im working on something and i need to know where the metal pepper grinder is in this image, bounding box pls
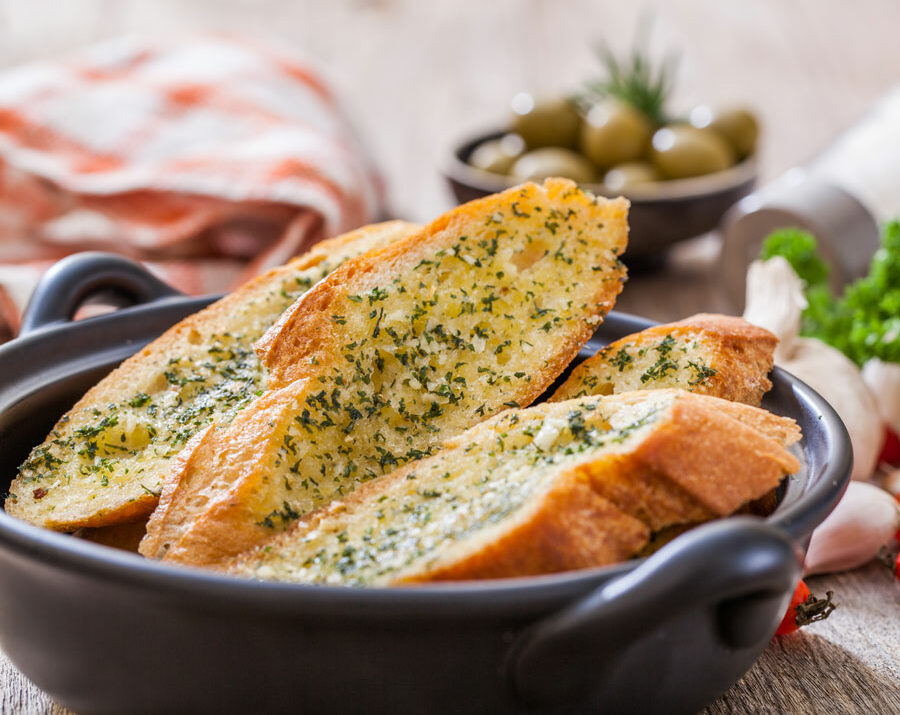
[719,87,900,309]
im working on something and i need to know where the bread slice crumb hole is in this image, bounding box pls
[510,239,551,272]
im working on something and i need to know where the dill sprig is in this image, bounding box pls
[577,17,679,125]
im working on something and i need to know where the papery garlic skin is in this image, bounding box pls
[742,257,805,363]
[862,357,900,434]
[744,257,883,480]
[804,481,900,576]
[782,338,882,481]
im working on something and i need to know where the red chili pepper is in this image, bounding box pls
[879,425,900,465]
[775,580,837,636]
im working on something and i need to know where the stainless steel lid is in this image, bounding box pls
[719,171,880,310]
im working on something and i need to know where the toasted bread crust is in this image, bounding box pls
[551,313,777,405]
[399,470,651,582]
[257,179,628,392]
[139,425,217,559]
[147,179,630,566]
[224,389,800,585]
[573,456,715,532]
[630,395,799,516]
[78,518,149,553]
[7,221,419,530]
[141,380,314,560]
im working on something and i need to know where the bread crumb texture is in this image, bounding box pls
[150,179,629,565]
[226,389,799,586]
[552,313,776,406]
[7,221,419,529]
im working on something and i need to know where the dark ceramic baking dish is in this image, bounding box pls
[0,254,851,715]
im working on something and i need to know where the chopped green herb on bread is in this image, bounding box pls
[141,178,630,565]
[224,389,800,586]
[6,221,420,530]
[551,313,776,405]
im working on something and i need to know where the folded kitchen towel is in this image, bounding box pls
[0,35,384,340]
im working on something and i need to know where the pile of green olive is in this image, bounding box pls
[468,93,758,192]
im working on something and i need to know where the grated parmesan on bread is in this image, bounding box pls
[223,389,800,586]
[6,221,420,530]
[551,313,777,405]
[140,179,630,565]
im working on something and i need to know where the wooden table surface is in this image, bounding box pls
[2,1,900,712]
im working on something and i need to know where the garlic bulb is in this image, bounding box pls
[804,481,900,576]
[744,258,883,480]
[862,357,900,434]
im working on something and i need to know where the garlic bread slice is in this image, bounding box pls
[224,389,800,586]
[552,313,776,405]
[7,221,419,530]
[143,179,629,564]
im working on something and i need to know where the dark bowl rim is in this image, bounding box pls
[0,304,849,615]
[443,127,758,203]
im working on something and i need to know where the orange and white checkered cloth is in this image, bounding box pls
[0,35,384,340]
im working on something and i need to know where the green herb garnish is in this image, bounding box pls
[760,222,900,365]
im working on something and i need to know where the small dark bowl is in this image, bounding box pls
[444,130,757,262]
[0,254,849,715]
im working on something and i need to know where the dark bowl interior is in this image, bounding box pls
[443,129,757,263]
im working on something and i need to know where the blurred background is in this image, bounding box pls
[1,0,897,222]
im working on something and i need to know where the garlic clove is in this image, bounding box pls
[862,357,900,435]
[782,338,883,481]
[803,481,900,576]
[742,257,807,363]
[743,256,884,479]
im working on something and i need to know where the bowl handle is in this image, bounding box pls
[19,252,183,335]
[505,517,800,708]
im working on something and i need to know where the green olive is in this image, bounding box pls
[510,148,597,183]
[690,105,759,158]
[510,95,581,149]
[468,134,526,175]
[603,162,661,191]
[649,125,735,179]
[579,99,653,169]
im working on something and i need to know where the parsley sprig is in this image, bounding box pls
[761,221,900,365]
